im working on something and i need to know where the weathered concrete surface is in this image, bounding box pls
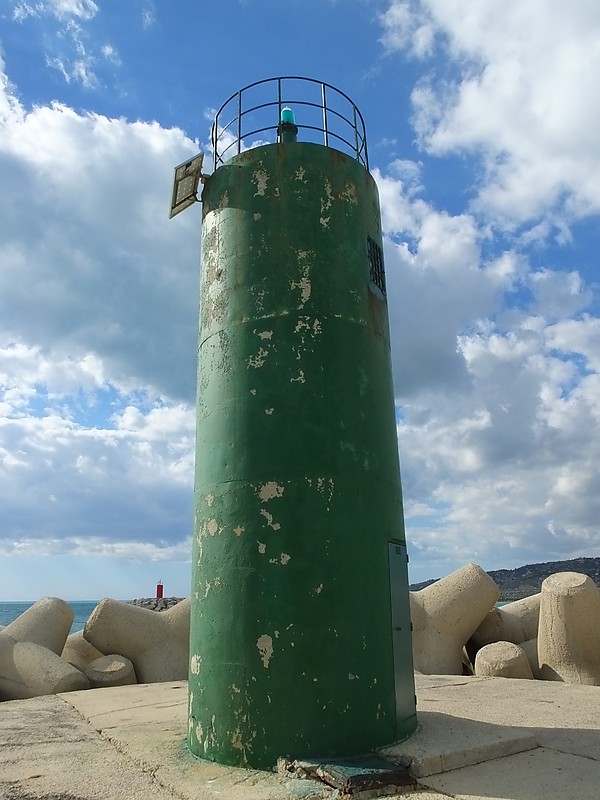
[65,679,187,729]
[471,593,541,647]
[422,748,600,800]
[61,628,104,670]
[3,596,73,654]
[474,640,533,679]
[84,653,137,688]
[410,563,500,674]
[1,675,599,800]
[0,632,90,700]
[381,710,537,777]
[0,693,184,799]
[385,673,600,798]
[83,597,190,683]
[64,682,337,800]
[537,571,600,684]
[412,673,600,762]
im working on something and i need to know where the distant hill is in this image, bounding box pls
[410,557,600,600]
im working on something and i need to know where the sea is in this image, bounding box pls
[0,600,99,634]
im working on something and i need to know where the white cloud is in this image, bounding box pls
[376,167,520,397]
[49,0,98,19]
[101,43,120,65]
[0,343,106,410]
[380,0,600,229]
[12,0,98,21]
[4,537,189,560]
[0,60,201,400]
[0,394,195,553]
[380,0,436,57]
[46,53,97,88]
[11,0,104,88]
[0,57,201,563]
[142,5,155,29]
[374,152,600,578]
[545,315,600,372]
[528,269,592,322]
[395,285,600,575]
[375,1,600,576]
[12,3,39,21]
[0,339,196,558]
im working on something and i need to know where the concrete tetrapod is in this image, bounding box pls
[471,593,541,647]
[0,631,90,700]
[83,654,137,688]
[83,598,190,683]
[537,571,600,685]
[520,638,543,679]
[410,563,500,674]
[61,629,104,671]
[3,596,74,655]
[474,641,533,679]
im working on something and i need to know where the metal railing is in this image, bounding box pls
[211,77,369,171]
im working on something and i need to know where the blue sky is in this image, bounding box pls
[1,0,600,600]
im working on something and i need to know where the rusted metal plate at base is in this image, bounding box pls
[283,755,416,794]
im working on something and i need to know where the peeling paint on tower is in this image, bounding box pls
[256,634,274,668]
[189,79,416,773]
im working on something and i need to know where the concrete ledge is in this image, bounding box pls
[413,672,600,764]
[380,710,537,777]
[421,747,600,800]
[64,680,187,730]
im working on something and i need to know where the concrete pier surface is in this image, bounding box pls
[1,674,599,800]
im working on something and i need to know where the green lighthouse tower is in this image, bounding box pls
[174,77,416,771]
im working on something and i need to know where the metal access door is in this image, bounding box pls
[388,541,417,730]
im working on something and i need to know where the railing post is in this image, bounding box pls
[237,90,242,156]
[321,83,329,148]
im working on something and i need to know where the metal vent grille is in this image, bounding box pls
[367,236,386,296]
